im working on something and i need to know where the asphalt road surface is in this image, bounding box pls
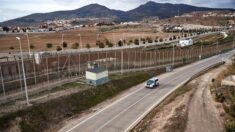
[61,50,235,132]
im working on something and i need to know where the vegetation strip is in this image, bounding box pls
[0,71,157,132]
[211,56,235,132]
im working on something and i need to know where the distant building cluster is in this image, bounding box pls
[178,11,235,18]
[0,17,121,34]
[163,23,228,32]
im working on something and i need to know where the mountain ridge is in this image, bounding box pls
[1,1,235,26]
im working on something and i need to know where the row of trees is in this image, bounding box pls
[45,42,91,51]
[95,34,188,48]
[8,33,193,51]
[9,44,35,51]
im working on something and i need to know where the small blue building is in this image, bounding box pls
[86,67,109,86]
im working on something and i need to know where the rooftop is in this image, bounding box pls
[87,67,107,73]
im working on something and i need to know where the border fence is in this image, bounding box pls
[0,41,234,101]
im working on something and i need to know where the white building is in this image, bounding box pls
[178,39,193,47]
[86,67,109,86]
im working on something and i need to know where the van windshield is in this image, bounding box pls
[147,80,154,85]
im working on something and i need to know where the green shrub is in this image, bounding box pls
[46,43,53,48]
[56,46,62,51]
[225,121,235,132]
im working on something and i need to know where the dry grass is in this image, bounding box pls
[0,27,179,52]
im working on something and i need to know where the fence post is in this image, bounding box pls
[46,57,49,83]
[0,66,5,97]
[114,50,116,70]
[128,51,130,71]
[57,53,60,80]
[121,50,123,75]
[32,58,37,84]
[79,53,81,76]
[134,51,137,69]
[15,57,23,92]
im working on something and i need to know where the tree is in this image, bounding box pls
[46,43,53,48]
[118,40,123,47]
[3,26,10,32]
[97,41,105,48]
[129,39,133,44]
[146,37,153,43]
[107,42,113,47]
[72,43,79,49]
[56,46,62,51]
[123,40,126,44]
[86,44,91,49]
[9,46,15,50]
[141,38,146,42]
[105,39,113,47]
[134,39,139,45]
[30,44,35,49]
[63,42,68,48]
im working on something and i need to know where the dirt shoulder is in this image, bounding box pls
[133,65,226,132]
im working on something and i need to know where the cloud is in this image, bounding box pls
[0,0,234,22]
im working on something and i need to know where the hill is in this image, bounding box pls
[1,1,234,26]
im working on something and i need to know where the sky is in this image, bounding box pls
[1,0,235,22]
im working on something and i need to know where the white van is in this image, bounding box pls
[145,77,159,88]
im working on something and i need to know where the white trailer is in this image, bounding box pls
[178,39,193,47]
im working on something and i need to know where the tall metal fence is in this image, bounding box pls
[0,41,234,101]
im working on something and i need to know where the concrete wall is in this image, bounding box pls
[86,71,108,80]
[86,77,109,86]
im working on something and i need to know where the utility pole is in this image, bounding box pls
[25,33,31,55]
[78,34,82,49]
[16,37,30,106]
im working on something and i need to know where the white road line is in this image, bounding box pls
[124,79,189,132]
[65,75,170,132]
[124,58,232,131]
[95,76,180,132]
[64,50,235,132]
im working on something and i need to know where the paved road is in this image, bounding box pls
[61,50,235,132]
